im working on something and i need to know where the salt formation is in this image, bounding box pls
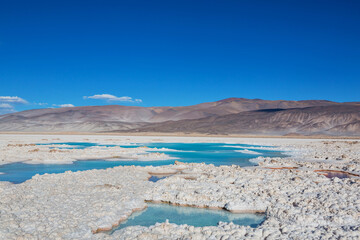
[0,144,177,165]
[0,135,359,239]
[1,161,359,239]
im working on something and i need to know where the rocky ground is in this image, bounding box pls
[263,140,360,173]
[0,134,359,239]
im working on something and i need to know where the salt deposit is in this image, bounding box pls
[234,149,262,155]
[0,142,177,165]
[0,134,359,239]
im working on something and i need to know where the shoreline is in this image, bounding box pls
[1,131,360,139]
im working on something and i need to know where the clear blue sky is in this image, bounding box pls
[0,0,359,113]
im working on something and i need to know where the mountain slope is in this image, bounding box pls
[0,98,356,134]
[128,105,360,136]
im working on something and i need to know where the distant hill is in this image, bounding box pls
[0,98,359,135]
[130,105,360,136]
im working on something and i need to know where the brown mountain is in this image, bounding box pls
[0,98,357,135]
[131,105,360,136]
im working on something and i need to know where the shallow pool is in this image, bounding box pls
[0,142,286,183]
[110,203,266,233]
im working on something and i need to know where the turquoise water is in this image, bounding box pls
[110,203,265,233]
[0,142,285,183]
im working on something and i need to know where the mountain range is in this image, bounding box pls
[0,98,359,136]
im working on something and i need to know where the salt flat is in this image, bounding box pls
[0,134,359,239]
[0,133,350,165]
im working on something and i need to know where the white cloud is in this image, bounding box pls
[0,103,13,109]
[0,96,28,104]
[53,104,75,108]
[84,94,142,103]
[34,102,48,106]
[0,96,28,114]
[60,104,75,108]
[0,103,15,114]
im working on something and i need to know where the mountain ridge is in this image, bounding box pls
[0,98,359,135]
[129,105,360,136]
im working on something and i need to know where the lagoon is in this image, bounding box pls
[0,142,285,183]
